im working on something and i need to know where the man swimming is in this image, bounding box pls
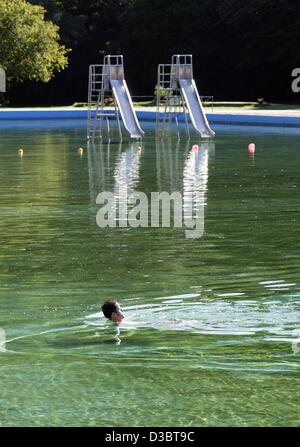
[101,299,125,325]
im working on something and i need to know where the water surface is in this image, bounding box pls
[0,121,299,426]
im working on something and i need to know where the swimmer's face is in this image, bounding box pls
[111,302,125,324]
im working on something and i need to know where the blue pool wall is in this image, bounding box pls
[1,109,300,128]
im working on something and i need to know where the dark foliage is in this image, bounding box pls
[9,0,300,105]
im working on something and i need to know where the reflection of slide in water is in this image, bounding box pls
[183,142,214,236]
[114,145,142,194]
[87,142,141,200]
[88,141,142,227]
[0,328,6,352]
[183,143,210,199]
[114,144,142,205]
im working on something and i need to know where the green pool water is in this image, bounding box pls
[0,122,299,427]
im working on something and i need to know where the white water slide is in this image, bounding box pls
[170,54,214,138]
[110,79,144,139]
[179,79,215,138]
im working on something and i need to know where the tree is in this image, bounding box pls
[0,0,70,83]
[116,0,300,101]
[6,0,300,104]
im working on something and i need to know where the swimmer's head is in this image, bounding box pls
[101,299,124,324]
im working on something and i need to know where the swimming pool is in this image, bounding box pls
[0,121,299,426]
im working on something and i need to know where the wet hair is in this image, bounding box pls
[101,299,118,320]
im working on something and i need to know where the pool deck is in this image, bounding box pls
[1,106,300,127]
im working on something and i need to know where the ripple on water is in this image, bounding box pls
[78,291,300,374]
[3,288,299,374]
[84,291,300,340]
